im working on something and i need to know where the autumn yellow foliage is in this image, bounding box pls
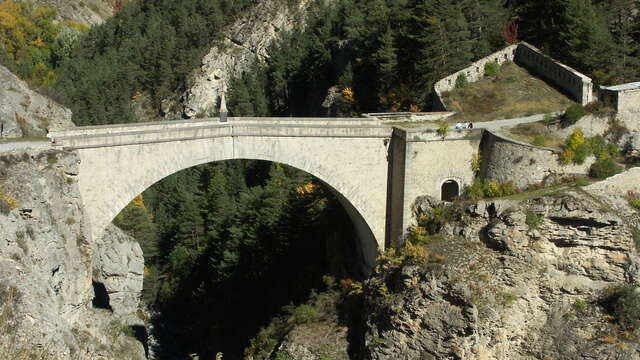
[131,194,146,209]
[295,183,317,197]
[0,1,80,85]
[0,185,18,211]
[342,87,355,104]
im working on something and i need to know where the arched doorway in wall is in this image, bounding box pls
[441,179,460,202]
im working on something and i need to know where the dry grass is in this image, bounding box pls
[506,122,564,150]
[443,62,573,123]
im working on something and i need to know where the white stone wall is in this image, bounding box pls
[618,90,640,113]
[398,129,481,232]
[515,43,593,104]
[434,45,518,95]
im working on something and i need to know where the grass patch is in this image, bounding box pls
[443,62,574,123]
[625,191,640,212]
[525,211,543,229]
[632,228,640,251]
[508,121,564,150]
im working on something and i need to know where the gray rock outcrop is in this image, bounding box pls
[277,322,350,360]
[0,147,145,359]
[365,182,640,359]
[179,0,312,118]
[24,0,113,26]
[0,65,74,138]
[92,225,144,316]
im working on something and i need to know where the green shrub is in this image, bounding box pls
[586,135,607,157]
[484,61,499,77]
[613,286,640,328]
[455,73,468,89]
[525,211,543,229]
[575,177,590,187]
[589,156,621,179]
[464,177,486,201]
[437,121,449,139]
[418,204,464,235]
[573,143,592,164]
[543,113,555,125]
[500,181,517,197]
[291,304,319,324]
[564,104,586,124]
[632,228,640,250]
[463,178,516,200]
[626,192,640,211]
[572,299,588,314]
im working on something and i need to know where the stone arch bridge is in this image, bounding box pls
[49,117,481,270]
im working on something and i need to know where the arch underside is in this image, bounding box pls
[77,135,389,272]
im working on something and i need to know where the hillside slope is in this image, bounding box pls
[24,0,114,26]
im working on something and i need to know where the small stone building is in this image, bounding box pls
[599,82,640,113]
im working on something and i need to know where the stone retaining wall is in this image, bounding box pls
[515,43,593,105]
[432,45,518,110]
[480,131,592,188]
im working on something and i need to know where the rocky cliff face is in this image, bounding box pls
[363,169,640,360]
[178,0,312,118]
[24,0,114,26]
[0,65,74,138]
[0,147,145,359]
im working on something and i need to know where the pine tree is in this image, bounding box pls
[228,77,254,116]
[557,0,614,74]
[605,0,640,83]
[374,26,398,97]
[174,170,205,251]
[465,0,510,58]
[413,0,474,90]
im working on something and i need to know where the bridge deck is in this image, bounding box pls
[49,118,395,149]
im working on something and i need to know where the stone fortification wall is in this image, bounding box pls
[432,45,518,111]
[432,42,594,111]
[599,82,640,113]
[480,131,592,188]
[514,43,593,104]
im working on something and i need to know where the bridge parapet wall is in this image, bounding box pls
[49,117,381,138]
[51,122,393,149]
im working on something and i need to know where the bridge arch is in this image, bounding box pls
[57,122,393,271]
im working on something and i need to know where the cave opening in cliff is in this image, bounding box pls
[91,281,112,311]
[110,160,372,360]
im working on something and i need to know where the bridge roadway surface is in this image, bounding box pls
[0,113,550,151]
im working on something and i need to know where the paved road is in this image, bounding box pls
[465,112,560,131]
[0,140,51,152]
